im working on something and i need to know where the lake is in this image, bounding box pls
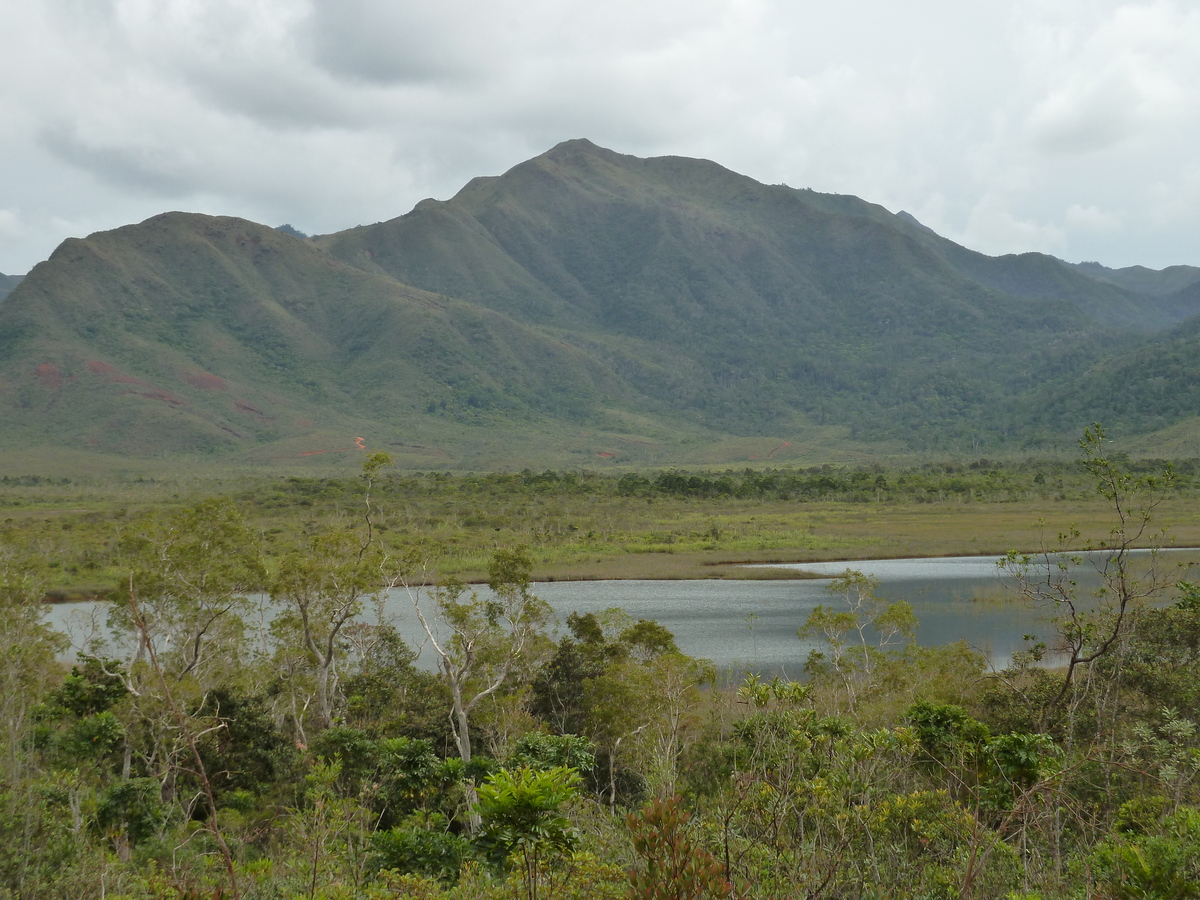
[50,551,1150,676]
[526,555,1038,676]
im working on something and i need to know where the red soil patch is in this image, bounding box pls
[87,362,153,390]
[234,399,275,423]
[112,374,154,387]
[181,369,228,391]
[122,389,185,407]
[35,363,63,389]
[765,441,792,459]
[91,365,182,406]
[354,436,366,449]
[296,417,316,428]
[597,451,616,458]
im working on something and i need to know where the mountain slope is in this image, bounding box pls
[1025,308,1200,439]
[889,213,1200,330]
[2,140,1195,464]
[1070,261,1200,296]
[0,213,645,461]
[0,272,21,302]
[316,139,1139,446]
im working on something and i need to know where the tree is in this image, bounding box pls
[271,529,385,734]
[798,569,916,713]
[626,794,730,900]
[339,621,452,746]
[0,529,61,776]
[0,529,70,900]
[583,648,712,805]
[404,549,551,771]
[108,499,265,689]
[401,548,551,829]
[475,765,582,900]
[531,612,627,735]
[1000,424,1182,736]
[270,451,412,738]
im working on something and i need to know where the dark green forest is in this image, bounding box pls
[4,432,1200,899]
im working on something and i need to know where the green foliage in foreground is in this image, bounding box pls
[5,432,1200,897]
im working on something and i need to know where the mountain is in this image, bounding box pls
[889,213,1200,329]
[312,140,1157,446]
[0,212,654,464]
[1,139,1196,466]
[0,272,22,302]
[1070,260,1200,296]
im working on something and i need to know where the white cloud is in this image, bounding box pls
[1022,3,1199,155]
[0,209,24,243]
[1,0,1199,272]
[1064,204,1122,234]
[962,193,1067,258]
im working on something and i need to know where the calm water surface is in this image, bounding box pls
[47,553,1077,675]
[527,555,1036,675]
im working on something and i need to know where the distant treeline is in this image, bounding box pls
[239,456,1200,511]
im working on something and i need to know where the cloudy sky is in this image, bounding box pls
[2,0,1198,276]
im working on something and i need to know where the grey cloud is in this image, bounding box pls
[301,0,492,85]
[38,123,195,196]
[180,62,372,132]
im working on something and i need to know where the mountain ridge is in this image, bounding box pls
[2,139,1196,466]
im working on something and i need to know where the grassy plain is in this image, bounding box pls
[4,453,1200,599]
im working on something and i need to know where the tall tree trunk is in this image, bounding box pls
[450,679,482,830]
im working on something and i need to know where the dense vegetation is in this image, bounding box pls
[4,432,1200,898]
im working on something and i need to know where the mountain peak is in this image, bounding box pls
[545,137,605,154]
[4,141,1198,463]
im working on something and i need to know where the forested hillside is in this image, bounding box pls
[2,139,1199,465]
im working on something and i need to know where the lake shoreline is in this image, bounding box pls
[41,543,1200,604]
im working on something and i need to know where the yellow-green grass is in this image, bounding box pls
[423,497,1200,582]
[7,461,1200,595]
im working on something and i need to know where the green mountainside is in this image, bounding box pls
[891,213,1200,329]
[1,139,1197,466]
[1026,309,1200,439]
[0,213,666,466]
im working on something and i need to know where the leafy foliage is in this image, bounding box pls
[4,427,1200,898]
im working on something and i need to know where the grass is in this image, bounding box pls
[7,454,1200,598]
